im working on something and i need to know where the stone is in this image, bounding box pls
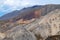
[2,26,36,40]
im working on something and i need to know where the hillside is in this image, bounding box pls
[0,4,60,40]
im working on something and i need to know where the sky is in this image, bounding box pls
[0,0,60,17]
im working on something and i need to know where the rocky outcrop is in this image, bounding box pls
[16,18,35,24]
[24,9,60,40]
[45,35,60,40]
[0,26,36,40]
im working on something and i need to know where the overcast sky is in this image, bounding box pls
[0,0,60,17]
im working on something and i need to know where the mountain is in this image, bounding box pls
[0,5,42,21]
[0,4,60,40]
[0,9,60,40]
[0,4,60,21]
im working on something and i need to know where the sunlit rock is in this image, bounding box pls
[1,26,36,40]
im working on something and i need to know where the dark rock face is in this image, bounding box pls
[45,35,60,40]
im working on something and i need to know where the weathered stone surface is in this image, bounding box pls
[0,26,36,40]
[45,35,60,40]
[25,9,60,40]
[0,32,6,40]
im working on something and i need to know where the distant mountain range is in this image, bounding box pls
[0,4,60,21]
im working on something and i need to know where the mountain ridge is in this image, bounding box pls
[0,4,60,21]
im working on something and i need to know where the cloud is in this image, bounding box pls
[0,0,38,13]
[4,0,14,6]
[0,0,35,11]
[0,0,41,17]
[1,0,40,9]
[4,0,20,7]
[3,0,32,7]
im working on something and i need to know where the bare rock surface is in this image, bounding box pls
[0,26,36,40]
[24,9,60,40]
